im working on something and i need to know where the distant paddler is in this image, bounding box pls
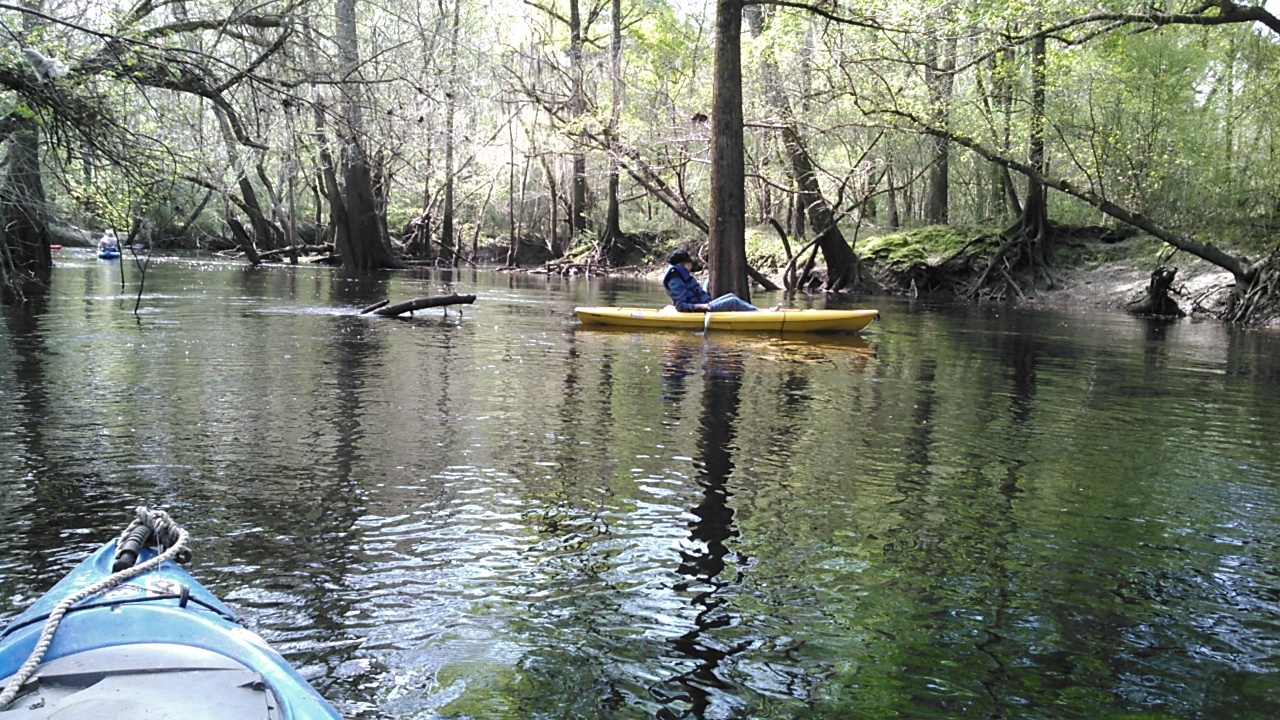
[97,229,121,259]
[97,229,119,253]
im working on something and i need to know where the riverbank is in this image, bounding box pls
[1028,250,1237,318]
[53,219,1253,323]
[813,228,1252,323]
[634,236,1242,321]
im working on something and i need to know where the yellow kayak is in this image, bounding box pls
[574,306,879,333]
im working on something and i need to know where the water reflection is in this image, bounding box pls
[0,289,62,573]
[659,337,696,406]
[656,344,747,719]
[5,261,1280,719]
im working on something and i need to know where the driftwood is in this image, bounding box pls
[359,299,390,314]
[258,244,333,261]
[226,217,261,267]
[365,294,477,317]
[530,260,599,276]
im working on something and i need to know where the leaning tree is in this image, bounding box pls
[0,1,297,301]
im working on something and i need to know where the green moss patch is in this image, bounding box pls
[859,225,998,269]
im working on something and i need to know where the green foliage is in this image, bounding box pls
[744,225,785,269]
[1050,232,1164,269]
[4,0,1279,279]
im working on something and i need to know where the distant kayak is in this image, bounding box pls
[98,248,120,259]
[575,306,879,333]
[0,508,343,719]
[49,244,62,251]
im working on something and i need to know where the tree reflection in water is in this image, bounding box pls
[656,337,749,719]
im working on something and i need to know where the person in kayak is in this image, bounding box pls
[663,249,774,312]
[97,228,118,253]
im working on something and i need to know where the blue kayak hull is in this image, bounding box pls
[98,250,120,259]
[0,541,342,719]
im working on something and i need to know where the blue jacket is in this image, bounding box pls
[663,264,711,311]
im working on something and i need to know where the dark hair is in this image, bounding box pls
[666,249,692,265]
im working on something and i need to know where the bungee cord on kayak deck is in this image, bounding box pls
[0,507,190,710]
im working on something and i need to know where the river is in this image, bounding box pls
[2,251,1279,718]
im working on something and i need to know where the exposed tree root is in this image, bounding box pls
[966,211,1055,301]
[1224,259,1280,324]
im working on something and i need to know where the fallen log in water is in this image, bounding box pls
[258,244,334,261]
[366,294,477,316]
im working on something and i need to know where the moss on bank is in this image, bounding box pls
[859,226,999,270]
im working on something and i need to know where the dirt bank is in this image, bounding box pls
[1032,254,1237,319]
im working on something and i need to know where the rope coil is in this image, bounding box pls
[114,507,191,569]
[0,507,190,710]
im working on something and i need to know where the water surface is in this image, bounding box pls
[2,252,1279,718]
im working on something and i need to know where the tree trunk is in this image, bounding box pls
[334,0,400,270]
[442,0,460,265]
[507,98,519,267]
[746,6,858,291]
[1,8,52,302]
[791,183,806,239]
[968,31,1051,300]
[214,108,278,250]
[1,118,52,301]
[889,34,1277,322]
[598,0,624,262]
[1224,261,1280,324]
[285,105,300,265]
[545,158,560,255]
[569,0,589,238]
[443,108,456,265]
[339,151,398,268]
[885,163,900,229]
[1022,32,1049,262]
[314,104,350,264]
[410,142,436,261]
[923,34,953,225]
[783,128,858,290]
[993,47,1020,219]
[1126,266,1185,317]
[226,216,263,266]
[707,0,750,301]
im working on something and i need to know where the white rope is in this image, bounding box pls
[0,508,189,710]
[116,507,188,564]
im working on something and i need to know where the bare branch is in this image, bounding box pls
[744,1,890,32]
[523,0,568,27]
